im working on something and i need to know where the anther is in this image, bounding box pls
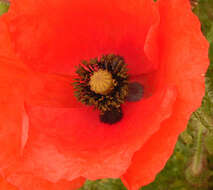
[73,54,129,124]
[126,82,143,102]
[100,108,123,124]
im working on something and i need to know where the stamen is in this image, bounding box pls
[73,54,129,124]
[100,108,123,124]
[126,82,144,102]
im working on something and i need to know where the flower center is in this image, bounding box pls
[73,54,143,124]
[89,69,114,95]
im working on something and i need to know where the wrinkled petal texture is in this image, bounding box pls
[0,0,209,189]
[122,0,209,189]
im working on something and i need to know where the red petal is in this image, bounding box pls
[0,176,17,190]
[121,104,189,190]
[7,174,85,190]
[121,0,209,189]
[27,73,81,108]
[6,0,159,75]
[0,17,81,176]
[0,15,81,109]
[1,0,174,181]
[0,19,28,172]
[0,0,208,188]
[22,85,176,181]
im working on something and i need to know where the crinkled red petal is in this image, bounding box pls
[7,174,85,190]
[121,0,209,189]
[0,0,208,188]
[2,0,176,182]
[6,0,159,76]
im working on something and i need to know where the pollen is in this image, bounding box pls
[89,70,114,95]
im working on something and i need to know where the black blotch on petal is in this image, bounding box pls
[126,82,144,102]
[100,109,123,124]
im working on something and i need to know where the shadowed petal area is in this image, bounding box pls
[6,0,159,76]
[121,0,209,189]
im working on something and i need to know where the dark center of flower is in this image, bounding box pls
[73,54,143,124]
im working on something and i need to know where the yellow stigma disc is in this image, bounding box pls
[89,70,114,95]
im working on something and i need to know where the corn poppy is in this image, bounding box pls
[0,0,209,190]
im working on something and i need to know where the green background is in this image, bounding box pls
[1,0,213,189]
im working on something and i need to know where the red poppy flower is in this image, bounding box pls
[0,0,209,190]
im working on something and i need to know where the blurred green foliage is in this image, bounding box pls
[0,0,213,190]
[80,179,126,190]
[0,0,9,16]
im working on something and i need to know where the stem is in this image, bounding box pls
[191,122,204,175]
